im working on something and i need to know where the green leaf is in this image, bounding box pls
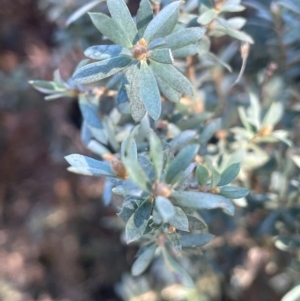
[122,156,152,192]
[149,131,164,180]
[169,207,189,231]
[218,163,240,186]
[155,196,176,221]
[143,1,181,42]
[65,154,115,177]
[121,137,137,161]
[262,102,284,127]
[150,60,193,95]
[136,0,153,38]
[197,9,217,25]
[72,56,132,84]
[196,164,209,187]
[171,190,235,215]
[107,0,138,44]
[126,199,153,243]
[213,27,254,44]
[165,27,206,50]
[84,45,124,60]
[140,61,161,120]
[66,0,103,26]
[156,74,181,103]
[227,17,247,30]
[117,198,138,222]
[187,215,206,230]
[180,233,214,247]
[148,49,174,64]
[29,80,58,94]
[89,12,132,48]
[165,144,199,184]
[131,243,157,276]
[199,118,222,144]
[162,248,195,288]
[147,38,168,50]
[171,44,199,57]
[211,168,221,188]
[169,130,198,150]
[168,232,182,252]
[219,186,249,199]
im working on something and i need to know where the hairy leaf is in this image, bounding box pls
[155,196,176,221]
[219,186,249,199]
[84,45,124,60]
[136,0,153,38]
[169,207,189,231]
[148,48,174,64]
[196,164,210,187]
[218,163,241,186]
[180,233,214,247]
[149,131,164,180]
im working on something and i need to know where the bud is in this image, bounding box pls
[153,182,171,198]
[110,158,128,179]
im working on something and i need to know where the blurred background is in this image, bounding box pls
[0,0,299,301]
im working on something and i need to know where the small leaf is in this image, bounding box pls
[107,0,138,44]
[118,198,138,222]
[218,163,241,186]
[66,0,102,26]
[227,17,247,30]
[147,38,168,50]
[73,56,132,84]
[171,44,199,57]
[197,9,218,25]
[281,284,300,301]
[169,207,189,231]
[140,61,161,120]
[121,137,137,161]
[171,190,235,215]
[126,199,153,243]
[84,45,124,60]
[136,0,153,38]
[196,164,209,187]
[162,248,195,288]
[131,243,157,276]
[143,1,181,42]
[199,118,222,144]
[219,186,249,199]
[156,75,181,103]
[122,156,152,192]
[211,168,221,188]
[150,60,193,95]
[65,154,115,177]
[29,80,58,94]
[187,215,206,231]
[89,12,132,48]
[148,48,174,64]
[169,130,198,150]
[165,27,206,50]
[262,102,284,127]
[165,144,199,184]
[156,196,176,221]
[149,131,164,180]
[180,233,214,248]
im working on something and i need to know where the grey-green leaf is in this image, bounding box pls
[122,156,152,192]
[172,44,199,57]
[136,0,153,38]
[211,168,221,188]
[165,27,206,50]
[155,196,176,221]
[199,118,222,144]
[218,163,241,186]
[168,232,182,252]
[180,233,214,247]
[149,131,164,180]
[187,215,206,231]
[196,164,209,187]
[73,56,132,84]
[140,61,161,120]
[148,49,174,64]
[89,12,132,48]
[219,186,249,199]
[66,0,103,26]
[126,199,153,243]
[107,0,138,44]
[84,45,124,60]
[131,243,157,276]
[169,206,189,231]
[156,74,181,103]
[162,248,195,288]
[171,190,235,215]
[197,9,217,25]
[143,1,181,42]
[65,154,115,177]
[262,102,284,127]
[150,60,193,95]
[165,144,199,184]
